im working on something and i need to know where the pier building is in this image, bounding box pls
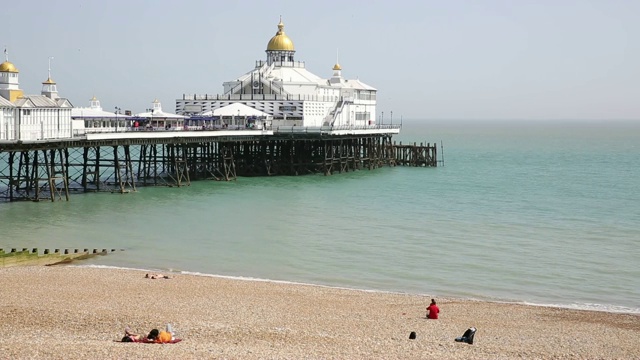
[0,53,73,141]
[176,18,378,130]
[71,96,131,135]
[134,99,186,130]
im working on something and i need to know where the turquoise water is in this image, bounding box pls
[1,120,639,313]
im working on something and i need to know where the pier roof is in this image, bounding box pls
[72,107,131,118]
[14,95,72,108]
[136,99,186,119]
[0,96,14,107]
[203,103,270,117]
[71,96,128,118]
[328,78,376,91]
[135,109,186,119]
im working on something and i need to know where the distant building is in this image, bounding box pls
[176,17,377,129]
[0,52,73,141]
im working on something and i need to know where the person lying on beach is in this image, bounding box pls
[121,328,146,342]
[121,326,174,343]
[146,328,173,343]
[145,273,170,279]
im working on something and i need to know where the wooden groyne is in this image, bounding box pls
[0,248,122,268]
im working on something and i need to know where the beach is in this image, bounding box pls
[0,266,637,359]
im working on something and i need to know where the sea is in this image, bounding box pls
[1,119,638,314]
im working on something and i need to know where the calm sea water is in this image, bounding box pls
[1,120,639,313]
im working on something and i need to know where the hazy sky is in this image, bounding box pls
[3,0,638,120]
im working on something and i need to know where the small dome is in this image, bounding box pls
[267,19,295,51]
[0,61,19,73]
[333,63,342,71]
[42,77,56,84]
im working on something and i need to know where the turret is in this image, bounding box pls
[41,57,59,100]
[330,50,344,84]
[0,48,24,102]
[266,16,296,65]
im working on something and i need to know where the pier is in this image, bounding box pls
[0,127,438,202]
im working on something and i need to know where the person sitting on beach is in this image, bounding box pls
[426,298,440,319]
[145,273,170,279]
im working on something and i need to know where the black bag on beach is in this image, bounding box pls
[455,327,476,344]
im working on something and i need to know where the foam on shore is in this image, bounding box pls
[78,264,640,315]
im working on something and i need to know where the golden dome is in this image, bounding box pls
[42,77,56,84]
[0,61,19,73]
[333,63,342,71]
[266,19,295,51]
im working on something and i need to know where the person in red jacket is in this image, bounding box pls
[426,299,440,319]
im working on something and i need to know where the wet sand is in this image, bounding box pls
[0,266,638,359]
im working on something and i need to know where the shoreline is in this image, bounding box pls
[83,264,640,315]
[1,266,638,359]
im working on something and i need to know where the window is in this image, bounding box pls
[355,112,370,121]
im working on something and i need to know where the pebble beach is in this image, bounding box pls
[0,266,638,359]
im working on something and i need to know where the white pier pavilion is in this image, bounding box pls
[71,96,132,135]
[135,99,186,130]
[177,18,393,134]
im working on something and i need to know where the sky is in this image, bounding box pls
[3,0,638,120]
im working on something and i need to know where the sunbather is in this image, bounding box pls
[145,273,170,279]
[121,325,174,343]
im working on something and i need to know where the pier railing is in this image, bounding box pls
[274,124,402,134]
[181,93,345,102]
[70,124,402,137]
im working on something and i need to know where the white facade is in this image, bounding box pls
[0,54,74,141]
[176,19,378,129]
[0,96,15,140]
[13,96,73,140]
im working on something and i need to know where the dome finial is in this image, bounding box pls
[42,56,56,84]
[333,48,342,71]
[47,56,55,83]
[277,15,285,33]
[3,47,7,62]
